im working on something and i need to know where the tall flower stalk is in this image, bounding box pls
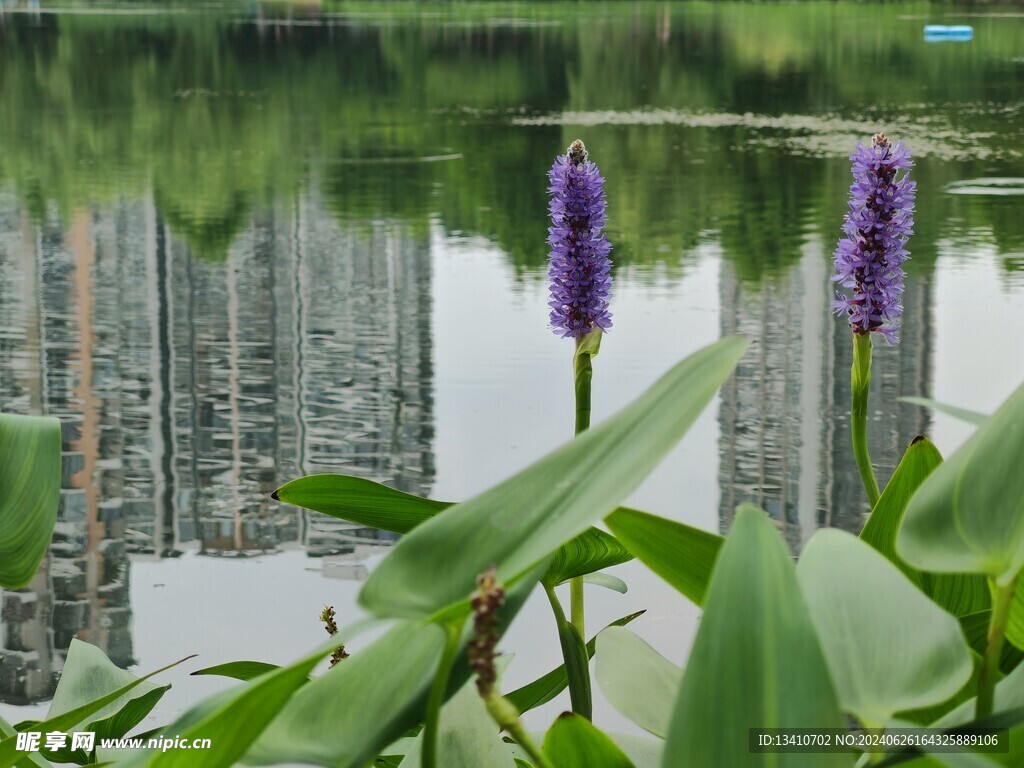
[832,133,915,507]
[546,138,613,718]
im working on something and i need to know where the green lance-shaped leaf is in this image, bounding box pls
[87,685,170,745]
[860,437,942,591]
[797,529,974,724]
[273,476,633,591]
[897,380,1024,585]
[542,714,635,768]
[190,661,280,682]
[662,506,852,768]
[861,437,990,617]
[605,507,723,606]
[272,475,446,534]
[0,414,61,589]
[358,337,748,619]
[900,397,989,427]
[582,572,628,594]
[594,627,681,739]
[544,528,632,587]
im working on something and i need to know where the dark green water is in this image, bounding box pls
[0,0,1022,724]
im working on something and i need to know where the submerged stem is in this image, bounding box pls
[422,620,463,768]
[851,332,881,508]
[977,576,1018,719]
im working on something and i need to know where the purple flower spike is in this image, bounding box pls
[831,133,916,344]
[547,139,613,339]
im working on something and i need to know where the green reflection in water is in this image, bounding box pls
[0,2,1020,275]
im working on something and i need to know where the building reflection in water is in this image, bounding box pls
[717,234,933,551]
[0,190,435,704]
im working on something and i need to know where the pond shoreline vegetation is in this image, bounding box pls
[2,115,1023,765]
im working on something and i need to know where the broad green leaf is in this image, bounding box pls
[897,381,1024,585]
[595,627,681,739]
[397,661,515,768]
[797,530,973,723]
[275,475,633,594]
[899,397,989,427]
[933,654,1024,728]
[46,639,161,727]
[918,666,1024,768]
[545,528,633,587]
[190,661,279,682]
[895,651,986,726]
[605,507,722,606]
[0,414,61,589]
[244,621,445,767]
[959,612,1022,674]
[581,572,628,594]
[0,656,190,768]
[273,475,446,534]
[860,437,989,617]
[542,714,635,768]
[359,338,747,619]
[505,611,645,714]
[663,506,852,768]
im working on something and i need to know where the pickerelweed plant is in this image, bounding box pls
[545,138,614,719]
[832,132,916,507]
[3,138,1024,768]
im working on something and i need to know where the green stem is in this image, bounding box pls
[570,349,593,639]
[851,332,881,508]
[422,620,463,768]
[544,583,593,720]
[570,577,585,638]
[977,576,1018,719]
[505,719,556,768]
[482,691,557,768]
[574,350,593,436]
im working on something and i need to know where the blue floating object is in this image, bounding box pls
[924,25,974,42]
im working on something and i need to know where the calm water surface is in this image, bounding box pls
[1,0,1023,729]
